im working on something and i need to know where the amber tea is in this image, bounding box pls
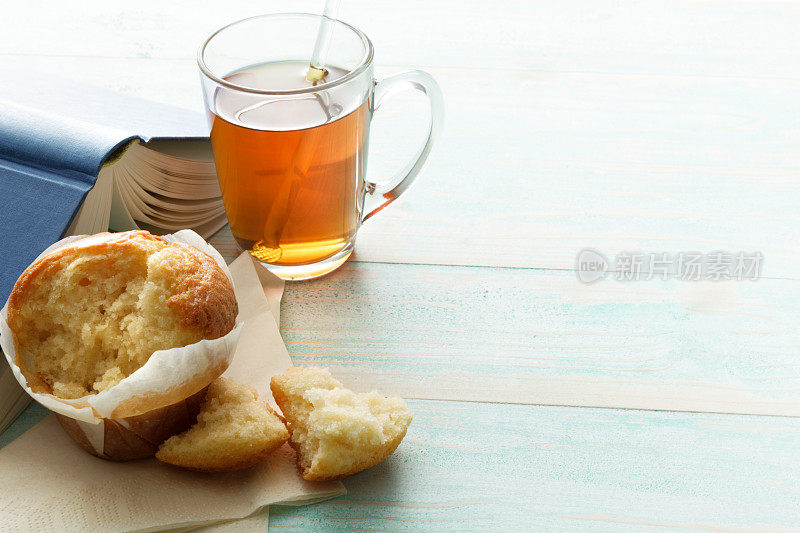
[199,14,442,280]
[210,61,370,268]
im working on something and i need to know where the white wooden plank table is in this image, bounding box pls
[2,1,800,530]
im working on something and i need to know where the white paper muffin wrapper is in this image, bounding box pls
[0,229,242,424]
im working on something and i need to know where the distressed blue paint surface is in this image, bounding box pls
[278,261,800,413]
[271,400,800,531]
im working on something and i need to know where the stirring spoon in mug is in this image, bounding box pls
[307,0,342,84]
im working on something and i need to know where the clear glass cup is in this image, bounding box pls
[198,13,443,280]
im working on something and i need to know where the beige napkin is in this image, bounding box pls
[0,253,344,532]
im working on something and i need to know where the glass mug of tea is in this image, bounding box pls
[198,13,443,280]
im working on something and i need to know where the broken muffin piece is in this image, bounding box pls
[156,378,289,472]
[270,366,413,481]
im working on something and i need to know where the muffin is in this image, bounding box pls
[4,230,239,460]
[156,377,289,472]
[7,230,237,399]
[271,367,413,481]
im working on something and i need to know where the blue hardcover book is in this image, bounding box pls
[0,67,226,308]
[0,68,226,430]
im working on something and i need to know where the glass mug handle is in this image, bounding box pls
[362,70,444,221]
